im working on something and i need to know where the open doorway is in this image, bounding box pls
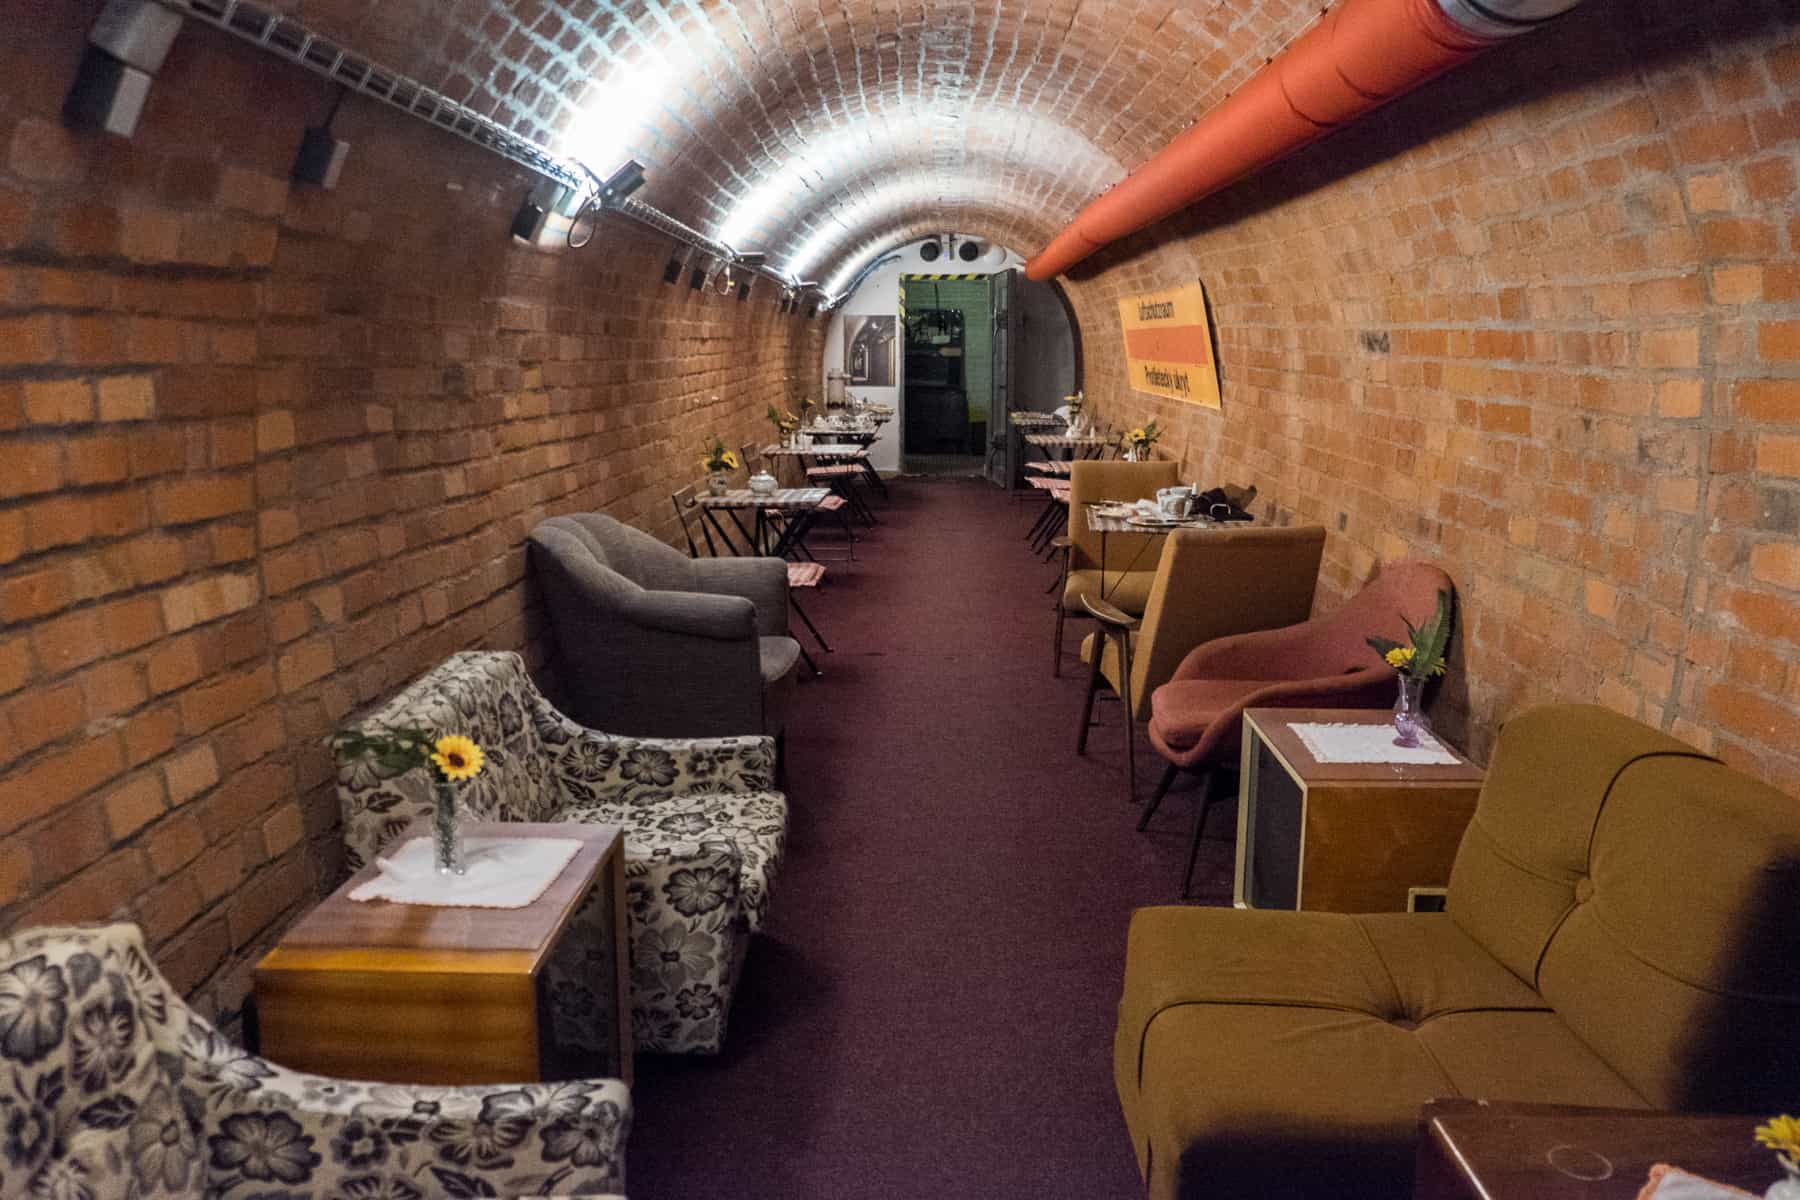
[821,238,1077,480]
[901,274,984,474]
[900,269,1079,482]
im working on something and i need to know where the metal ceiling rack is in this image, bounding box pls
[154,0,811,299]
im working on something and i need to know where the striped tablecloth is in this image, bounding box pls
[1025,432,1112,451]
[762,443,868,458]
[1010,412,1068,428]
[698,488,831,510]
[801,423,880,439]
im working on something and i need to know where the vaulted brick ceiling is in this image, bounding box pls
[274,0,1327,290]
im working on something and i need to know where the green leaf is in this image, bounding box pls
[1416,589,1453,675]
[1366,636,1402,656]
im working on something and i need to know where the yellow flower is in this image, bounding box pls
[1757,1116,1800,1157]
[431,735,484,781]
[1129,427,1146,442]
[1385,646,1416,670]
[721,451,738,469]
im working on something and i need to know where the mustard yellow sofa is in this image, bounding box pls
[1115,704,1800,1200]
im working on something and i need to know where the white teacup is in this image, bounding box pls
[1156,486,1195,518]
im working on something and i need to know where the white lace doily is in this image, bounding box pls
[348,836,583,908]
[1290,722,1461,766]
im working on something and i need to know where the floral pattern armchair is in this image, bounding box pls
[334,651,786,1055]
[0,923,629,1199]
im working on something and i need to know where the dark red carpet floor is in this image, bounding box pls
[626,478,1233,1198]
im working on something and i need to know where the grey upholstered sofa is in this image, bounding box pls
[335,651,787,1055]
[529,512,799,739]
[0,922,630,1198]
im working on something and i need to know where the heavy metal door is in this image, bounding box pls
[989,268,1020,486]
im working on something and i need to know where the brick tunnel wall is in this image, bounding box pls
[1061,0,1800,789]
[0,7,820,1021]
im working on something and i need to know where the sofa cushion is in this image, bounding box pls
[1450,704,1800,1112]
[1117,908,1647,1200]
[1537,751,1800,1111]
[1447,706,1701,990]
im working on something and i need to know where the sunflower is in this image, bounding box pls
[431,735,485,781]
[1129,427,1147,442]
[1385,646,1416,670]
[1756,1115,1800,1158]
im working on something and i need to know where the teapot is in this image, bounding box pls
[748,471,778,496]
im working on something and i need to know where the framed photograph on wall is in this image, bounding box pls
[845,315,897,387]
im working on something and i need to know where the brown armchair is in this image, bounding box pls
[1053,459,1182,674]
[1139,558,1454,894]
[1075,525,1326,800]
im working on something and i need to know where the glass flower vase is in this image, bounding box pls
[707,471,729,496]
[1393,675,1429,748]
[1768,1165,1800,1200]
[432,776,466,876]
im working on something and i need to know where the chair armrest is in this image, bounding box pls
[1080,593,1140,631]
[617,587,756,641]
[541,715,779,802]
[691,557,789,638]
[181,1016,631,1196]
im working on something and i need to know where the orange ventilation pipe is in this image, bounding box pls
[1024,0,1579,279]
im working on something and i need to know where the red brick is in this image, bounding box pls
[146,814,208,878]
[23,379,93,425]
[16,850,151,929]
[1734,380,1800,423]
[0,636,32,696]
[178,665,275,735]
[8,119,85,184]
[4,682,85,756]
[1759,320,1800,361]
[0,734,125,836]
[64,433,132,485]
[0,315,58,365]
[0,843,31,905]
[104,774,168,841]
[152,475,256,525]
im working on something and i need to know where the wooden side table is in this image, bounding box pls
[254,822,631,1087]
[1234,708,1485,913]
[1415,1099,1773,1199]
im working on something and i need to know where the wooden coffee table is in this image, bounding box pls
[1236,708,1486,912]
[253,821,630,1087]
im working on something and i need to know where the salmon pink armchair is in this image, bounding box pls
[1139,560,1454,895]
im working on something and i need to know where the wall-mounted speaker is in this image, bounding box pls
[294,125,352,189]
[957,240,981,262]
[64,50,154,137]
[918,241,941,262]
[65,0,183,139]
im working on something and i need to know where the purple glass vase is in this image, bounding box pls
[1393,675,1428,748]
